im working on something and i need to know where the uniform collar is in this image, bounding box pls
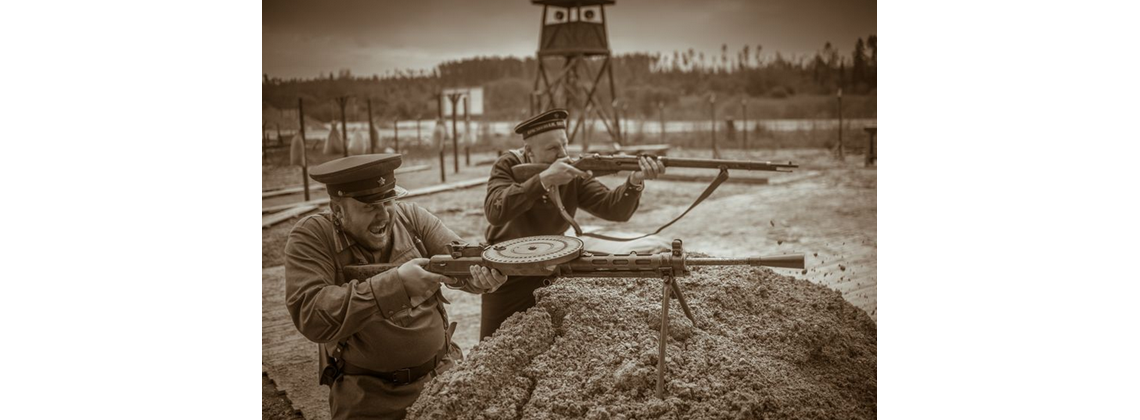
[333,224,358,254]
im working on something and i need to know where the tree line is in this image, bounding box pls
[263,37,876,124]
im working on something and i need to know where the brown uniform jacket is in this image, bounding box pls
[284,201,475,372]
[483,149,643,244]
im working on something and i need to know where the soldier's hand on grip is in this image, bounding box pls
[538,157,590,189]
[630,155,664,185]
[468,265,508,293]
[398,257,453,289]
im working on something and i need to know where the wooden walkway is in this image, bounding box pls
[262,165,431,198]
[262,176,489,228]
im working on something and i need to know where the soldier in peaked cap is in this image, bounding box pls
[284,154,508,419]
[479,109,664,339]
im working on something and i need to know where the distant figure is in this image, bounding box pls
[347,130,368,156]
[369,125,383,154]
[289,133,306,166]
[431,118,447,150]
[324,124,344,155]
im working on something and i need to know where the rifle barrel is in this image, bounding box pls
[660,157,797,172]
[687,254,805,269]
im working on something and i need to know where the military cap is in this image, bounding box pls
[514,108,569,140]
[309,154,408,203]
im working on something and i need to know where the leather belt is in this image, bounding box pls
[340,344,449,385]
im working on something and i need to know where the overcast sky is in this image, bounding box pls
[264,0,876,79]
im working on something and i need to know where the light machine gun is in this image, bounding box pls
[342,235,805,399]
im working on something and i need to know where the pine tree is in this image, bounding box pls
[853,38,867,89]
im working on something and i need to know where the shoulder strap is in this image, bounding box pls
[554,167,732,242]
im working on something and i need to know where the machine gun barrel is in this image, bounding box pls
[686,254,805,269]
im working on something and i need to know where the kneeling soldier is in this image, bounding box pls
[285,154,507,419]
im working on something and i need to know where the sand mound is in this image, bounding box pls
[409,266,877,420]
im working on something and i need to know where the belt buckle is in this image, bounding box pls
[393,368,412,384]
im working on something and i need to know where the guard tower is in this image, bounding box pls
[531,0,623,146]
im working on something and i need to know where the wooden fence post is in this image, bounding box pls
[741,98,748,151]
[710,94,720,159]
[463,96,471,166]
[336,96,350,157]
[837,88,845,160]
[367,99,375,154]
[658,101,665,143]
[298,97,310,201]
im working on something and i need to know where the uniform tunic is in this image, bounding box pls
[285,201,476,419]
[480,150,644,338]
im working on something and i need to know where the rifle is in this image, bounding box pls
[342,235,805,400]
[504,154,798,242]
[509,153,797,182]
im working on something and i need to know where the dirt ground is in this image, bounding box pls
[408,265,876,419]
[263,372,304,419]
[262,147,876,419]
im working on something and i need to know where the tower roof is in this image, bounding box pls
[532,0,614,7]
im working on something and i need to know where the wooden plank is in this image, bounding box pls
[262,164,432,198]
[261,176,489,224]
[263,198,329,214]
[404,176,488,197]
[263,184,326,199]
[396,162,430,172]
[262,204,319,229]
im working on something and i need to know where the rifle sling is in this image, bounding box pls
[550,167,731,242]
[548,184,584,237]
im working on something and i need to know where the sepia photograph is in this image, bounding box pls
[262,1,876,419]
[10,1,1140,419]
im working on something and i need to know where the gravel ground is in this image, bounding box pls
[408,265,876,419]
[263,373,305,420]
